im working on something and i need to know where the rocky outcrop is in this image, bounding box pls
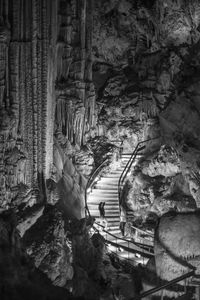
[69,218,139,300]
[23,205,73,288]
[0,210,83,300]
[154,211,200,282]
[122,144,198,226]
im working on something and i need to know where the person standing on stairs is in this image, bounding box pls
[99,202,105,218]
[119,205,127,236]
[98,202,108,230]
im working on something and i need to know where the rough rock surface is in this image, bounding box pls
[3,0,200,297]
[0,211,83,300]
[155,212,200,282]
[123,142,199,227]
[23,205,73,288]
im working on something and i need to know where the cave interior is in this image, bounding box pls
[1,0,200,299]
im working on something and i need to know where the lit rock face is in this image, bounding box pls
[155,212,200,282]
[123,144,197,222]
[0,0,97,213]
[23,205,73,287]
[142,145,181,177]
[0,0,58,208]
[49,140,87,219]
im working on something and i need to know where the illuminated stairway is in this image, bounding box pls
[87,153,131,234]
[87,153,152,262]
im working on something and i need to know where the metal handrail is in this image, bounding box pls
[93,221,154,257]
[85,137,159,260]
[94,222,153,250]
[118,136,160,204]
[131,225,154,238]
[139,270,195,299]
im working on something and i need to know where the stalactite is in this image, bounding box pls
[12,0,20,41]
[85,0,93,82]
[31,0,39,186]
[25,43,33,187]
[41,0,48,176]
[37,39,42,175]
[56,43,64,80]
[79,0,86,81]
[0,0,58,207]
[0,44,6,106]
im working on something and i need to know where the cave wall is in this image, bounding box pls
[54,0,96,146]
[0,0,97,212]
[0,0,58,208]
[2,0,200,220]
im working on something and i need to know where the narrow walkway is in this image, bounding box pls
[87,153,152,262]
[87,153,131,233]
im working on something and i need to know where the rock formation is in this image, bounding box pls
[0,210,83,300]
[2,0,200,299]
[155,211,200,282]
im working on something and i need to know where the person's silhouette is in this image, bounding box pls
[98,202,105,218]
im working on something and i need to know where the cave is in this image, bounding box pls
[1,0,200,299]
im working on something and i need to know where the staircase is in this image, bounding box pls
[87,153,152,262]
[87,153,131,233]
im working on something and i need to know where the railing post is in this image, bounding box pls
[196,286,200,300]
[128,241,129,260]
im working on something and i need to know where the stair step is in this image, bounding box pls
[88,200,118,204]
[88,202,118,206]
[89,213,120,218]
[96,181,119,185]
[94,186,118,190]
[88,207,119,212]
[98,175,120,179]
[108,225,120,230]
[88,198,118,202]
[89,191,118,196]
[99,178,119,183]
[89,195,118,199]
[106,222,119,227]
[91,189,118,194]
[96,184,118,189]
[88,204,119,209]
[89,214,120,219]
[106,219,119,224]
[88,195,118,200]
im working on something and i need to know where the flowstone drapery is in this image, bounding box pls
[0,0,97,210]
[0,0,57,208]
